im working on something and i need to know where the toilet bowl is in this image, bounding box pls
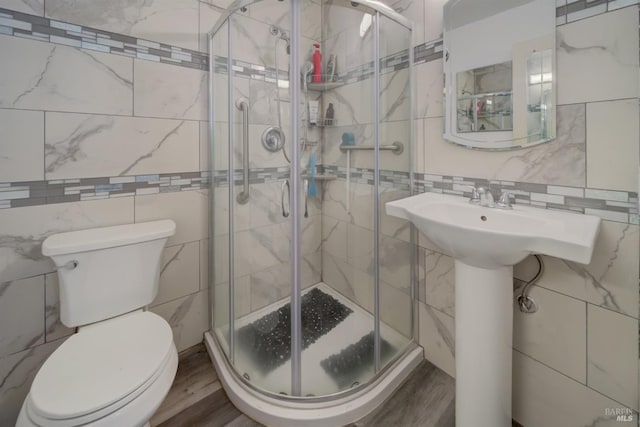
[17,311,178,427]
[16,220,178,427]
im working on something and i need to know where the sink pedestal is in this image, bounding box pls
[455,261,513,427]
[386,192,601,426]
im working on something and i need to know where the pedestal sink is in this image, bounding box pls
[386,192,600,427]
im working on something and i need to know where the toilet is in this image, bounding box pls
[16,220,179,427]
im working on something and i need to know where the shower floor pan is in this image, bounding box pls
[205,282,423,427]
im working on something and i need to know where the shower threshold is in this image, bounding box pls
[204,283,423,427]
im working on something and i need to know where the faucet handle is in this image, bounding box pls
[497,190,514,209]
[463,185,481,204]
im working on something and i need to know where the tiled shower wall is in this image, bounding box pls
[409,1,640,426]
[208,0,326,327]
[319,2,414,337]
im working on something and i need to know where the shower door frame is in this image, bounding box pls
[208,0,415,400]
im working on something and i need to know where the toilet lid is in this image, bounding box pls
[29,311,174,420]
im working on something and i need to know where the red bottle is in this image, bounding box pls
[312,43,322,83]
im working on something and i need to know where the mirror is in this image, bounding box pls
[442,0,556,150]
[456,61,513,133]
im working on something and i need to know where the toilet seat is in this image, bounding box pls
[24,311,174,426]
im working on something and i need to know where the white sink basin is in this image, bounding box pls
[387,191,601,427]
[386,191,601,269]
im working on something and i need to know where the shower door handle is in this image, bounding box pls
[281,179,290,217]
[303,179,309,218]
[236,98,250,204]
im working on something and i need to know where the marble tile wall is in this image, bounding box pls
[317,0,414,339]
[0,7,209,69]
[321,177,412,337]
[413,2,640,426]
[225,180,323,313]
[206,0,325,324]
[0,0,225,423]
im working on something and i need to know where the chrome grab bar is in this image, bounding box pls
[236,98,250,204]
[281,179,290,217]
[339,141,404,154]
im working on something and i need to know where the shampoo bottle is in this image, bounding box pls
[312,43,322,83]
[324,103,334,126]
[308,100,319,126]
[326,54,337,82]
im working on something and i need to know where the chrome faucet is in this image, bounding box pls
[476,187,495,208]
[466,186,481,204]
[466,186,514,209]
[497,190,513,209]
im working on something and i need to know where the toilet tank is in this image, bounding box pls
[42,220,176,328]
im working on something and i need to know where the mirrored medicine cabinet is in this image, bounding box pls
[442,0,557,150]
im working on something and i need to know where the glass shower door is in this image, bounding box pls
[210,18,231,356]
[377,12,414,359]
[209,0,414,401]
[209,7,296,394]
[299,0,381,396]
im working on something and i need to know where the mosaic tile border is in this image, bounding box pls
[320,165,411,191]
[312,166,639,225]
[1,168,638,224]
[334,48,413,85]
[556,0,638,25]
[213,166,408,188]
[0,171,210,208]
[0,7,414,83]
[414,173,639,225]
[0,6,414,83]
[0,166,410,208]
[0,8,209,70]
[213,167,291,186]
[0,167,301,209]
[2,1,631,86]
[214,47,414,88]
[320,168,639,224]
[413,39,444,66]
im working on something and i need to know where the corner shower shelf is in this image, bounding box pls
[304,118,337,128]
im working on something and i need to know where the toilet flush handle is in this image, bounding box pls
[60,260,79,270]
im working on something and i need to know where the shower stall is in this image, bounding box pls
[204,0,419,424]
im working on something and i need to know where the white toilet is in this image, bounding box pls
[16,220,179,427]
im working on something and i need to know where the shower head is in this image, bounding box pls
[270,25,290,54]
[270,25,289,42]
